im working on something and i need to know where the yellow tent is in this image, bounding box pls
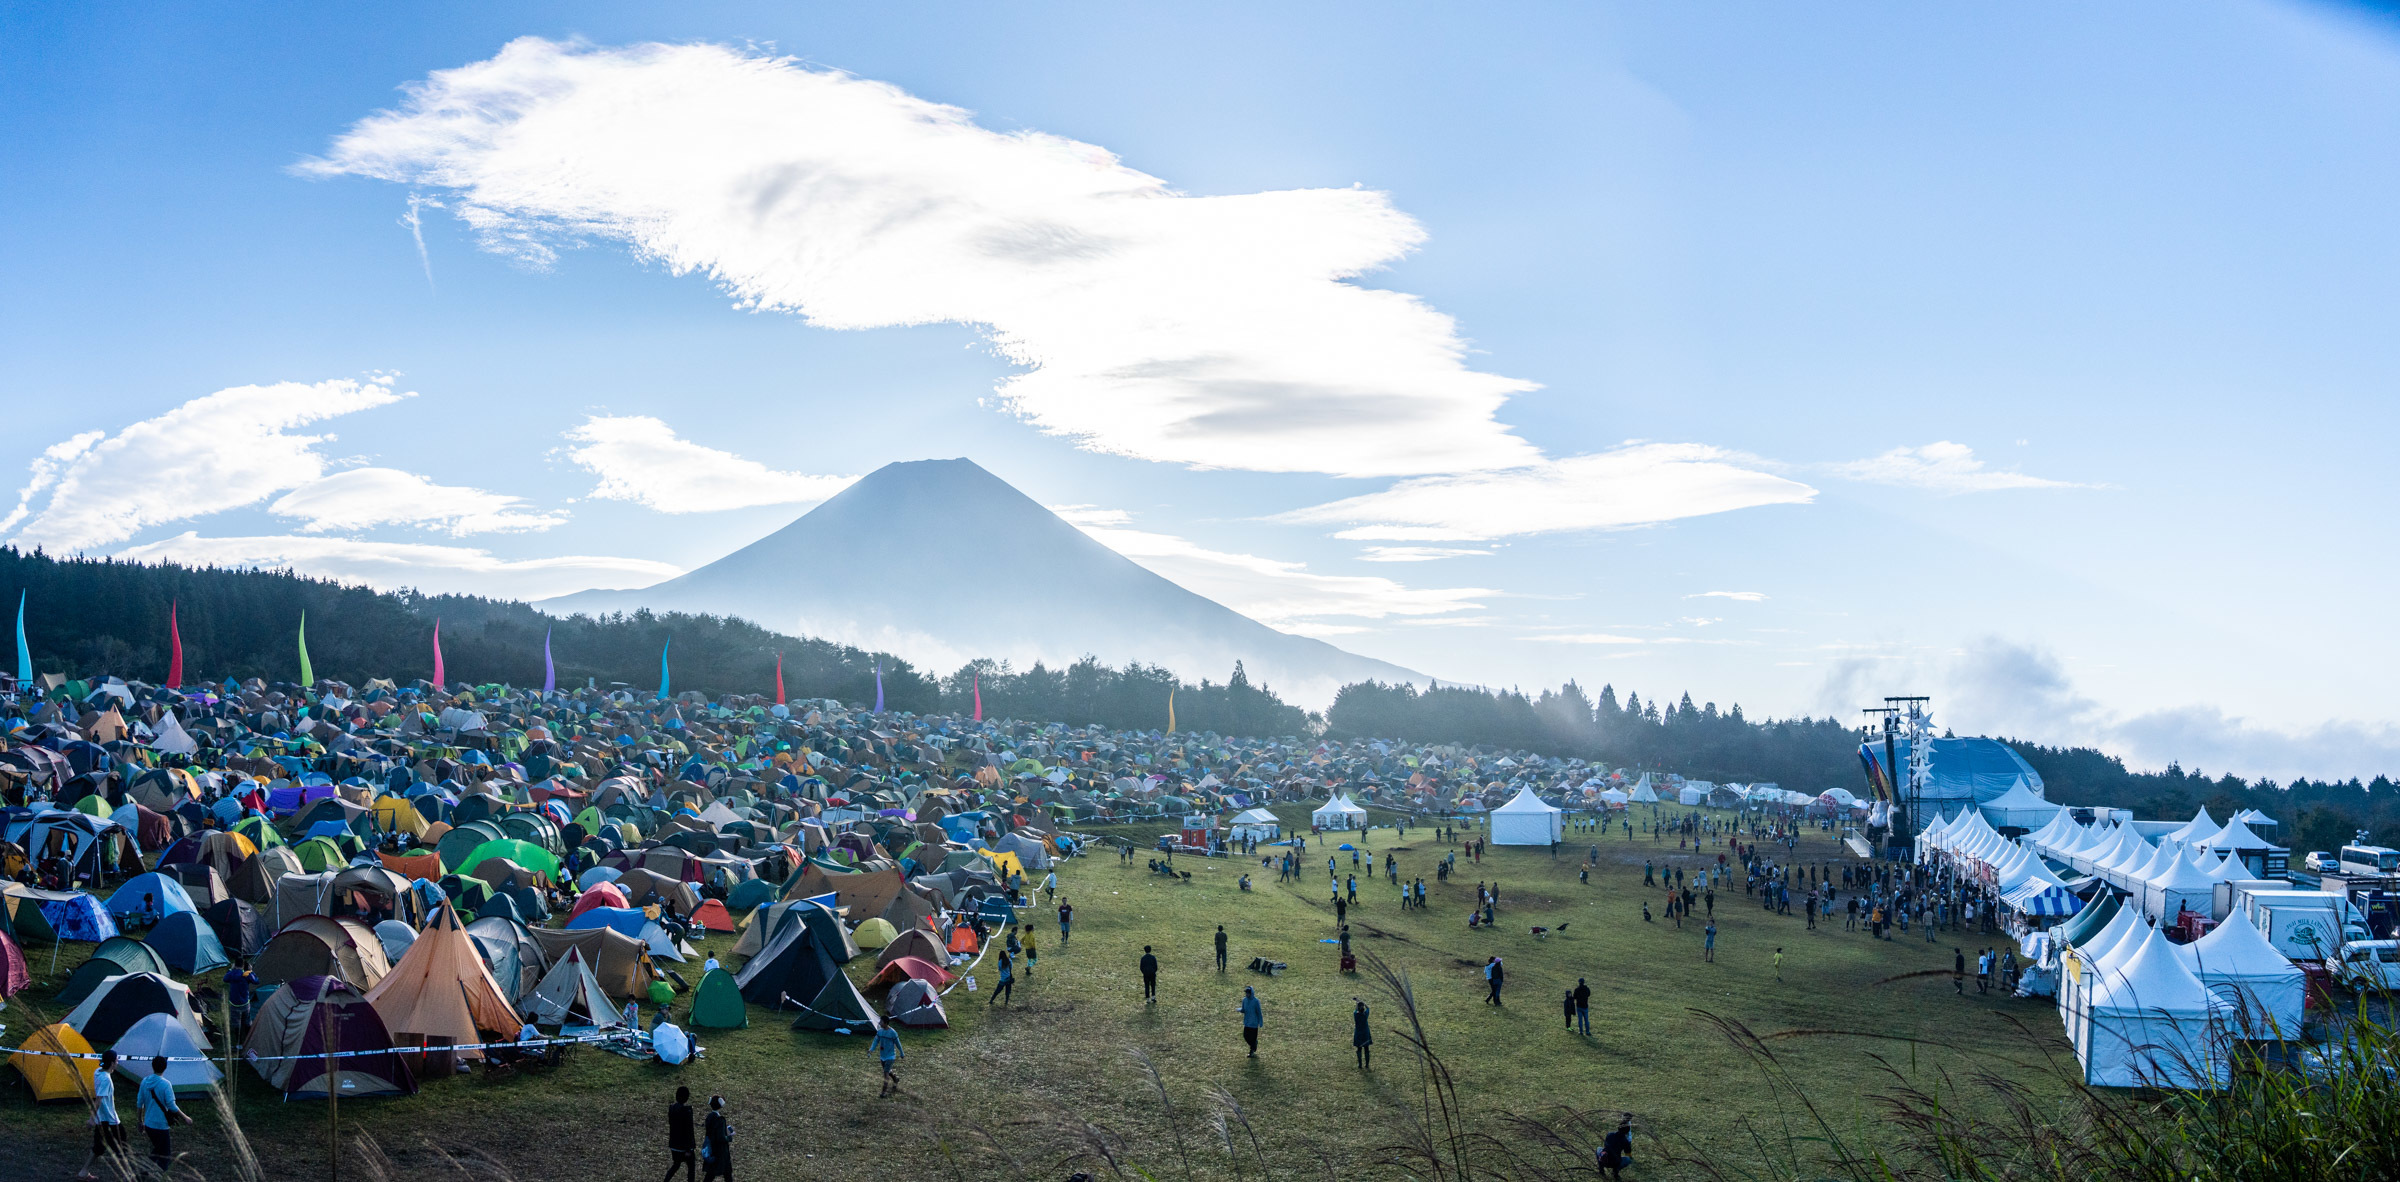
[9,1023,98,1102]
[371,796,429,837]
[852,917,900,949]
[980,849,1025,880]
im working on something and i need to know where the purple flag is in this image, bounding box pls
[873,660,884,713]
[542,627,556,696]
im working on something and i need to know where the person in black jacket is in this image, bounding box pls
[661,1087,695,1182]
[1352,999,1373,1069]
[1215,925,1228,970]
[702,1096,733,1181]
[1140,946,1160,1002]
[1598,1114,1633,1180]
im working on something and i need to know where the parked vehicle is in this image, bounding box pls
[2337,844,2400,878]
[2241,890,2370,961]
[2333,939,2400,990]
[2303,850,2339,874]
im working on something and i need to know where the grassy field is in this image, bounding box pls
[3,806,2074,1180]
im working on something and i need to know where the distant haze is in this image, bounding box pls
[540,458,1425,706]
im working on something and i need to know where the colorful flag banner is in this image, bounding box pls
[873,660,884,714]
[972,673,982,722]
[657,635,671,700]
[13,590,27,683]
[1167,685,1177,734]
[774,651,786,706]
[165,601,183,689]
[542,628,556,696]
[431,618,445,691]
[297,611,314,689]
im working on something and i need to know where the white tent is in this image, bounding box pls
[2177,911,2305,1038]
[1489,787,1564,846]
[2162,807,2221,849]
[112,1012,222,1093]
[2141,848,2219,924]
[1678,786,1707,806]
[2197,818,2283,878]
[1627,775,1659,804]
[1310,795,1368,831]
[2078,923,2227,1089]
[1228,808,1281,841]
[1980,781,2061,831]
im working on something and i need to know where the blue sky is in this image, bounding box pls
[5,1,2397,778]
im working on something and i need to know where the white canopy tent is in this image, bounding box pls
[1310,795,1368,831]
[1489,787,1564,846]
[1228,808,1282,841]
[2177,911,2305,1038]
[2141,848,2219,923]
[1980,781,2062,831]
[2077,923,2227,1089]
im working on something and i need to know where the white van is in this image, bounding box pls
[2334,940,2400,990]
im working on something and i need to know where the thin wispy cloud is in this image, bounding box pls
[401,193,439,289]
[561,414,854,513]
[270,467,564,535]
[118,532,679,601]
[305,38,1544,479]
[1525,632,1648,645]
[1276,443,1817,541]
[1357,546,1493,563]
[1688,590,1766,602]
[1828,441,2095,494]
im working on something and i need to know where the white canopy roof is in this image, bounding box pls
[2200,817,2279,853]
[1493,787,1561,814]
[1230,808,1279,824]
[2178,910,2301,984]
[2088,923,2217,1016]
[2162,807,2221,848]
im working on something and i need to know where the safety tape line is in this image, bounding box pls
[9,1030,629,1064]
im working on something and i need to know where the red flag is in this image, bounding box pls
[165,601,183,689]
[973,673,982,722]
[774,651,786,705]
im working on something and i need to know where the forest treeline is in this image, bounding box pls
[5,547,2391,845]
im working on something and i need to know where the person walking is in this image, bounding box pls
[1213,924,1229,970]
[701,1095,734,1181]
[1140,946,1159,1003]
[1954,948,1967,995]
[1773,947,1785,982]
[1352,999,1373,1069]
[1240,986,1264,1057]
[136,1055,192,1173]
[661,1086,697,1182]
[989,949,1015,1004]
[1703,922,1717,963]
[1573,977,1592,1035]
[873,1023,904,1097]
[1484,956,1506,1005]
[1058,900,1073,945]
[74,1049,125,1182]
[1598,1115,1634,1181]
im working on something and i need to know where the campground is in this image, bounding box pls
[4,804,2069,1180]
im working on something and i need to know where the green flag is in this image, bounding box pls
[297,611,314,688]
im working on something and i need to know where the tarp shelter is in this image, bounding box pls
[884,977,948,1028]
[257,915,391,991]
[11,1023,98,1102]
[64,971,206,1046]
[1490,788,1565,846]
[1311,795,1368,830]
[145,910,230,974]
[2177,911,2307,1038]
[522,948,625,1028]
[526,925,651,999]
[365,905,519,1060]
[56,937,171,1006]
[114,1012,222,1093]
[245,976,417,1099]
[688,967,748,1029]
[1228,808,1281,841]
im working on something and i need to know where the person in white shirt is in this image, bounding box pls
[75,1049,125,1181]
[702,955,720,974]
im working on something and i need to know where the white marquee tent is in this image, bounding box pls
[1310,795,1368,831]
[1490,787,1565,845]
[2176,910,2305,1038]
[1229,808,1282,841]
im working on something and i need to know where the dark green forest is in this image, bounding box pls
[5,547,2392,846]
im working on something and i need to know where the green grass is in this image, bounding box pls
[2,807,2071,1180]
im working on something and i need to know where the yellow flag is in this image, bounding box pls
[1167,686,1177,734]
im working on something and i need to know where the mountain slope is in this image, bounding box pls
[539,458,1424,704]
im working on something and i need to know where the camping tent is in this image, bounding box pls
[114,1012,222,1092]
[866,955,954,992]
[876,927,948,972]
[852,917,899,950]
[365,905,519,1059]
[884,976,948,1028]
[10,1023,98,1102]
[374,919,418,965]
[522,948,624,1028]
[56,937,171,1006]
[0,930,27,1002]
[465,916,545,1004]
[1228,808,1281,841]
[256,915,391,991]
[526,926,651,999]
[735,918,842,1008]
[63,971,207,1046]
[1310,796,1368,830]
[788,971,880,1033]
[244,976,417,1098]
[1490,788,1564,846]
[687,967,749,1029]
[145,910,230,974]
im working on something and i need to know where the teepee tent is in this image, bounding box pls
[364,904,519,1059]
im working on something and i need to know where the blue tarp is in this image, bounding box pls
[566,906,648,938]
[39,893,119,941]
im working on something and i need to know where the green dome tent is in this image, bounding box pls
[686,968,747,1029]
[459,839,559,882]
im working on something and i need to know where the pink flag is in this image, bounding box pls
[431,618,444,691]
[973,673,982,722]
[774,651,786,706]
[165,601,183,689]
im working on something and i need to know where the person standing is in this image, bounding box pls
[1562,988,1578,1030]
[1954,948,1967,995]
[662,1086,696,1182]
[75,1049,125,1182]
[136,1055,192,1173]
[224,959,257,1039]
[1058,900,1073,945]
[701,1095,733,1181]
[1240,986,1264,1057]
[873,1024,904,1098]
[1140,946,1160,1003]
[1773,947,1785,982]
[1023,930,1037,978]
[1573,978,1592,1036]
[1703,922,1717,963]
[1352,999,1373,1069]
[1214,924,1229,970]
[1485,956,1505,1005]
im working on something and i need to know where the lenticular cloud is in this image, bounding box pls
[306,37,1541,478]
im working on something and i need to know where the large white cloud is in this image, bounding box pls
[117,532,680,602]
[1277,444,1818,541]
[270,467,566,534]
[304,38,1542,479]
[560,415,854,513]
[8,379,409,551]
[1829,441,2092,494]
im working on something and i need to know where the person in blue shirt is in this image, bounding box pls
[75,1049,124,1182]
[136,1055,192,1171]
[1239,986,1264,1057]
[872,1024,904,1098]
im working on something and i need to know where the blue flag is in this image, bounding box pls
[12,590,28,683]
[873,660,884,714]
[657,635,671,700]
[542,628,556,696]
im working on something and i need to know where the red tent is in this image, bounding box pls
[568,882,628,922]
[689,899,736,933]
[0,931,30,1001]
[946,925,980,955]
[865,955,954,992]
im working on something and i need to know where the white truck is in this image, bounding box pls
[2240,890,2370,961]
[2333,940,2400,990]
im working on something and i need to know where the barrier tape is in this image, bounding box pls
[9,1029,631,1064]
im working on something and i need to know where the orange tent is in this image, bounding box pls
[690,899,736,933]
[946,925,980,955]
[378,851,442,880]
[364,904,518,1059]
